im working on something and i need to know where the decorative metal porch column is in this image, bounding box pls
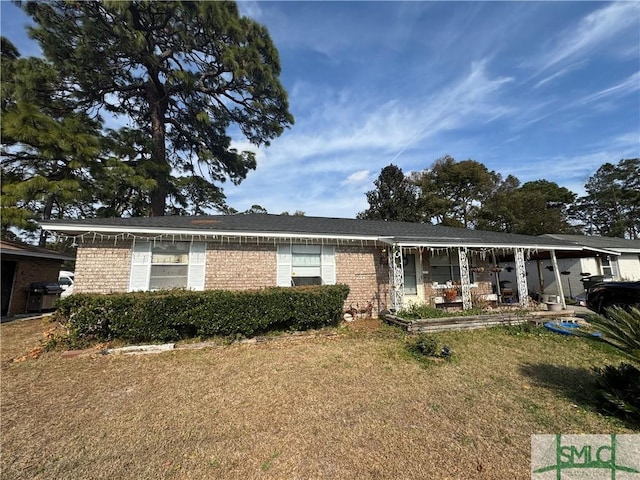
[389,244,404,312]
[550,250,566,309]
[458,247,472,310]
[514,248,529,308]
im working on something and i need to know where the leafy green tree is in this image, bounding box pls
[24,0,294,217]
[415,156,501,227]
[516,180,576,235]
[475,174,520,232]
[477,179,577,235]
[357,164,420,222]
[570,159,640,239]
[1,38,101,245]
[243,204,268,214]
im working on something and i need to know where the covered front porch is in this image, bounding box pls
[383,239,615,313]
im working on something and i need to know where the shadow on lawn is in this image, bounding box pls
[519,363,598,409]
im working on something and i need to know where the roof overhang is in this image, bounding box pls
[388,238,619,256]
[615,248,640,254]
[41,222,621,257]
[0,244,75,262]
[40,222,385,243]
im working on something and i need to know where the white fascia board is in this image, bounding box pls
[394,241,580,250]
[394,241,619,255]
[40,223,382,243]
[579,247,621,256]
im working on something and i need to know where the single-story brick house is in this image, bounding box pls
[40,214,616,313]
[1,239,74,317]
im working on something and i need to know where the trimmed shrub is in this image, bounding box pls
[55,284,350,343]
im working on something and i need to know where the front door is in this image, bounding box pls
[403,253,423,304]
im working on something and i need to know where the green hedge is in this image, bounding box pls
[55,284,350,343]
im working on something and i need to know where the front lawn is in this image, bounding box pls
[1,317,635,479]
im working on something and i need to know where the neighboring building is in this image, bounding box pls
[496,234,640,300]
[40,214,612,313]
[1,240,74,317]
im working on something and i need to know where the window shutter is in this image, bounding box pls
[276,244,292,287]
[188,242,206,291]
[129,241,151,291]
[321,245,336,285]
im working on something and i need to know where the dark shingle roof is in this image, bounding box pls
[543,234,640,252]
[0,239,75,261]
[41,214,602,251]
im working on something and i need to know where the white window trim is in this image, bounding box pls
[601,256,620,280]
[129,240,206,292]
[276,244,336,287]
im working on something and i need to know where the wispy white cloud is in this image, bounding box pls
[582,129,640,156]
[534,60,587,89]
[507,152,615,196]
[511,71,640,131]
[226,60,515,216]
[578,72,640,106]
[535,2,640,75]
[342,170,370,186]
[267,60,513,170]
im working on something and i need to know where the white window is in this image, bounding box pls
[150,242,189,289]
[129,241,206,291]
[430,253,461,284]
[277,244,336,287]
[601,256,619,280]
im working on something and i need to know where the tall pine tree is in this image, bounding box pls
[25,1,294,216]
[571,158,640,239]
[1,38,101,245]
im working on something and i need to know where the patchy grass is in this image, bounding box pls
[1,316,635,480]
[0,316,55,363]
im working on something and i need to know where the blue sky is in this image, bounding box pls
[2,1,639,218]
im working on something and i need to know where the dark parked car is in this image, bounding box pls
[586,281,640,314]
